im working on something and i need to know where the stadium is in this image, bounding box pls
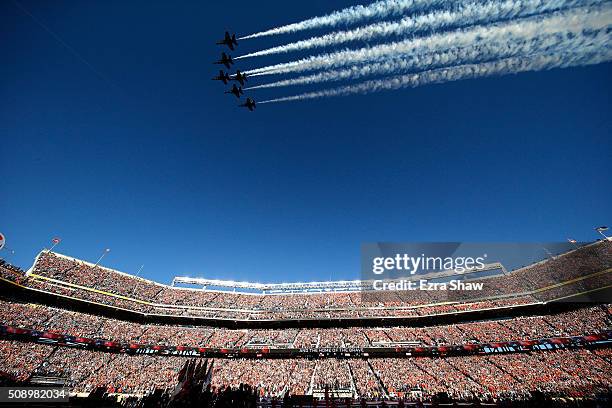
[0,240,610,407]
[3,0,612,406]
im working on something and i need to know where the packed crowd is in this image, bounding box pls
[369,349,612,401]
[1,338,610,401]
[1,298,609,348]
[348,359,383,399]
[211,358,315,397]
[0,259,23,274]
[0,340,52,381]
[312,359,353,391]
[0,259,25,283]
[0,240,606,320]
[3,259,544,320]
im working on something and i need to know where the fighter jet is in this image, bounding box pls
[239,98,256,111]
[225,84,243,99]
[212,70,230,85]
[216,31,238,51]
[214,52,234,70]
[231,70,247,86]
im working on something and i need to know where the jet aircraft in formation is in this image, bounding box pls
[213,32,255,111]
[214,52,234,70]
[216,31,238,51]
[225,84,244,99]
[231,70,247,86]
[212,70,230,85]
[239,98,256,111]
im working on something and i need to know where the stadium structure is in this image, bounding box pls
[0,240,610,406]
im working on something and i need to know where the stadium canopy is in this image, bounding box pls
[172,262,505,293]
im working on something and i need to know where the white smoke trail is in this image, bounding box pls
[237,0,603,59]
[245,28,610,90]
[258,50,612,104]
[239,0,446,40]
[245,5,612,76]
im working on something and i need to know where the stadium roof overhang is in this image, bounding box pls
[172,262,506,293]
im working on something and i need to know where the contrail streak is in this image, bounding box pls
[245,28,610,90]
[236,0,603,59]
[239,0,446,40]
[245,5,612,76]
[258,49,612,104]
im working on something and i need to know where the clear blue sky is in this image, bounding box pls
[1,0,610,284]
